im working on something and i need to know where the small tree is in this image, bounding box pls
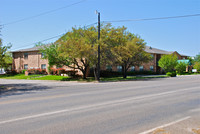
[193,53,200,72]
[193,62,200,72]
[0,39,12,71]
[158,54,178,73]
[194,53,200,62]
[175,62,187,74]
[38,43,70,72]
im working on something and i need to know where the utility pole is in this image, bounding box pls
[96,11,100,81]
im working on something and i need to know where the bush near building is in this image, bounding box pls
[193,62,200,72]
[175,62,188,75]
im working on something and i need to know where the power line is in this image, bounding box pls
[102,13,200,23]
[2,0,86,26]
[10,13,200,50]
[11,22,97,51]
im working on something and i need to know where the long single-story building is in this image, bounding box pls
[12,45,188,74]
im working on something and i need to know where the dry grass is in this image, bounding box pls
[152,128,170,134]
[192,128,200,134]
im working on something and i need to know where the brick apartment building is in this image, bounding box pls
[12,45,188,74]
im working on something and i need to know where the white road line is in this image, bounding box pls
[189,108,200,113]
[139,116,191,134]
[0,86,198,125]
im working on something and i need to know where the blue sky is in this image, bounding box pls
[1,0,199,56]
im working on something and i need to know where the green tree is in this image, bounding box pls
[175,62,187,74]
[111,36,151,78]
[0,38,12,72]
[193,53,200,72]
[158,54,178,73]
[38,43,70,72]
[194,53,200,62]
[193,62,200,72]
[57,26,100,79]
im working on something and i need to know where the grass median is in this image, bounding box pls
[0,74,167,82]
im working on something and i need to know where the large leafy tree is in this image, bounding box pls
[57,26,100,79]
[158,54,178,72]
[45,24,150,79]
[111,36,151,78]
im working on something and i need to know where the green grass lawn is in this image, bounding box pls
[0,74,70,81]
[0,74,167,82]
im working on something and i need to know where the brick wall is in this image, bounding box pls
[13,51,49,72]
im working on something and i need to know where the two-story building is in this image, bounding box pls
[12,45,188,74]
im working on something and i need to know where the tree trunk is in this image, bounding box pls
[93,67,98,80]
[122,65,127,78]
[82,71,87,79]
[82,65,89,79]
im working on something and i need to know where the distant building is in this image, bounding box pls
[12,45,188,75]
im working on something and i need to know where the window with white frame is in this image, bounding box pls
[41,64,46,69]
[151,54,154,60]
[24,53,28,59]
[24,64,28,70]
[41,53,45,58]
[139,66,144,71]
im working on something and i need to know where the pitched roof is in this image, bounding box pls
[12,44,189,57]
[12,44,51,53]
[144,46,173,54]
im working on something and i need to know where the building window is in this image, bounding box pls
[117,66,122,72]
[41,64,46,69]
[41,53,45,58]
[131,66,135,71]
[106,65,112,71]
[151,54,154,60]
[24,64,28,70]
[24,53,28,59]
[139,66,144,71]
[150,66,154,71]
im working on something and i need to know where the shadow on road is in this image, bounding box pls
[0,84,50,97]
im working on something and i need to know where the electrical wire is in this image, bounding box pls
[2,0,86,26]
[11,22,97,51]
[102,13,200,23]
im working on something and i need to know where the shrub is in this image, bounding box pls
[66,70,78,77]
[6,70,17,75]
[89,70,158,78]
[28,69,47,75]
[21,69,26,74]
[57,68,66,75]
[176,62,187,74]
[193,62,200,71]
[166,72,176,77]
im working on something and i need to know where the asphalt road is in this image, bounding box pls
[0,75,200,134]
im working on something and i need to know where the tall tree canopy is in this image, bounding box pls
[57,26,101,79]
[111,34,151,78]
[43,24,150,79]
